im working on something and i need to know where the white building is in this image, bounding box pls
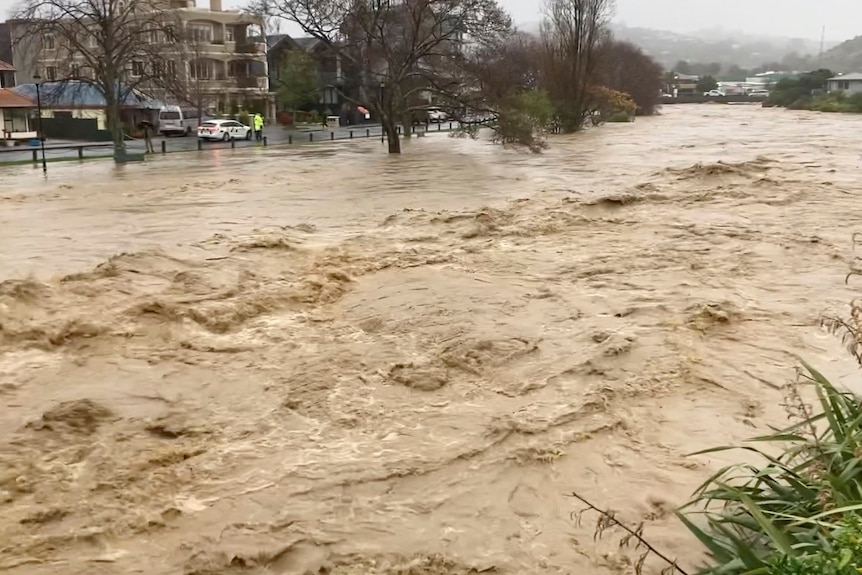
[827,73,862,96]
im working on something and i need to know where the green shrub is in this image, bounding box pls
[677,361,862,574]
[768,515,862,575]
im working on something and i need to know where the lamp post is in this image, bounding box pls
[32,73,47,173]
[378,81,385,143]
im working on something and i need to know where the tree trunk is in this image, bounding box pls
[383,118,400,154]
[104,92,126,157]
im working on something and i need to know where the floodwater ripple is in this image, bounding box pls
[0,104,861,574]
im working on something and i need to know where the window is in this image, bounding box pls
[189,60,213,80]
[166,60,177,77]
[44,34,55,49]
[46,66,57,81]
[88,34,98,48]
[70,64,80,77]
[189,24,212,43]
[225,28,234,42]
[131,61,145,77]
[841,81,851,90]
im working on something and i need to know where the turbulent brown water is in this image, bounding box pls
[1,104,862,574]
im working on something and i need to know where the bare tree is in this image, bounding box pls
[539,0,614,132]
[260,0,512,153]
[10,0,182,157]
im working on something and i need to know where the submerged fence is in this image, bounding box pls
[0,122,464,166]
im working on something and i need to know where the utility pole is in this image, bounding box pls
[818,25,825,66]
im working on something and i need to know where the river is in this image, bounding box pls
[0,104,860,574]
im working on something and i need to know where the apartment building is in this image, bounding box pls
[8,0,269,115]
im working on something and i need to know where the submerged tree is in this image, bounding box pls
[10,0,183,158]
[259,0,512,153]
[539,0,614,132]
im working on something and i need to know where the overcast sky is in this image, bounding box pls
[2,0,858,43]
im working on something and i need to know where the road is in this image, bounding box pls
[0,122,460,165]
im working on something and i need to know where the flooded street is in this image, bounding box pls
[2,104,862,574]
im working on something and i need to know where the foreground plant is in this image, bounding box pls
[676,361,862,574]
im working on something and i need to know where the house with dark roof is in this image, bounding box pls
[266,34,347,117]
[827,73,862,95]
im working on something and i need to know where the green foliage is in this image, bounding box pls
[764,69,834,108]
[769,516,862,575]
[696,75,719,93]
[678,361,862,575]
[276,50,320,114]
[491,89,555,152]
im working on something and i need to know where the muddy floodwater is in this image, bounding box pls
[2,104,862,574]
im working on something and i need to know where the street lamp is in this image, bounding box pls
[32,72,47,173]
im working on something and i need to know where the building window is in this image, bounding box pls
[189,24,212,43]
[841,81,850,90]
[131,61,145,77]
[88,34,98,48]
[189,60,213,80]
[70,64,80,77]
[225,28,234,42]
[46,66,57,80]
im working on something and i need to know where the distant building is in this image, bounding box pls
[673,73,699,96]
[827,73,862,95]
[266,34,345,117]
[7,0,269,116]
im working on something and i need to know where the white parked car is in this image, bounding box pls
[704,90,726,97]
[747,90,770,99]
[197,119,252,142]
[427,108,448,122]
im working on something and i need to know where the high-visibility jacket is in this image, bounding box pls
[254,115,263,129]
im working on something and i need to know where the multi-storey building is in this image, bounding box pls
[8,0,269,115]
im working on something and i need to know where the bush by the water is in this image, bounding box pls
[677,361,862,574]
[761,68,862,114]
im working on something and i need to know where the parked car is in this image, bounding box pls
[159,105,203,137]
[704,90,726,97]
[747,90,770,99]
[427,108,447,122]
[197,119,252,142]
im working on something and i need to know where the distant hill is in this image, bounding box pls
[511,22,846,72]
[819,36,862,73]
[610,25,835,70]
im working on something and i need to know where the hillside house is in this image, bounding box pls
[827,73,862,95]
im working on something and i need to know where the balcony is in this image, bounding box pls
[232,76,267,90]
[235,42,266,54]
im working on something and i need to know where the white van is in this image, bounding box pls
[158,106,201,136]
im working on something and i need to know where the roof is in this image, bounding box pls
[828,73,862,82]
[0,88,33,108]
[265,33,323,52]
[12,81,161,109]
[0,60,14,71]
[294,37,321,51]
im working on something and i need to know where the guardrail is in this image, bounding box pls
[0,122,464,166]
